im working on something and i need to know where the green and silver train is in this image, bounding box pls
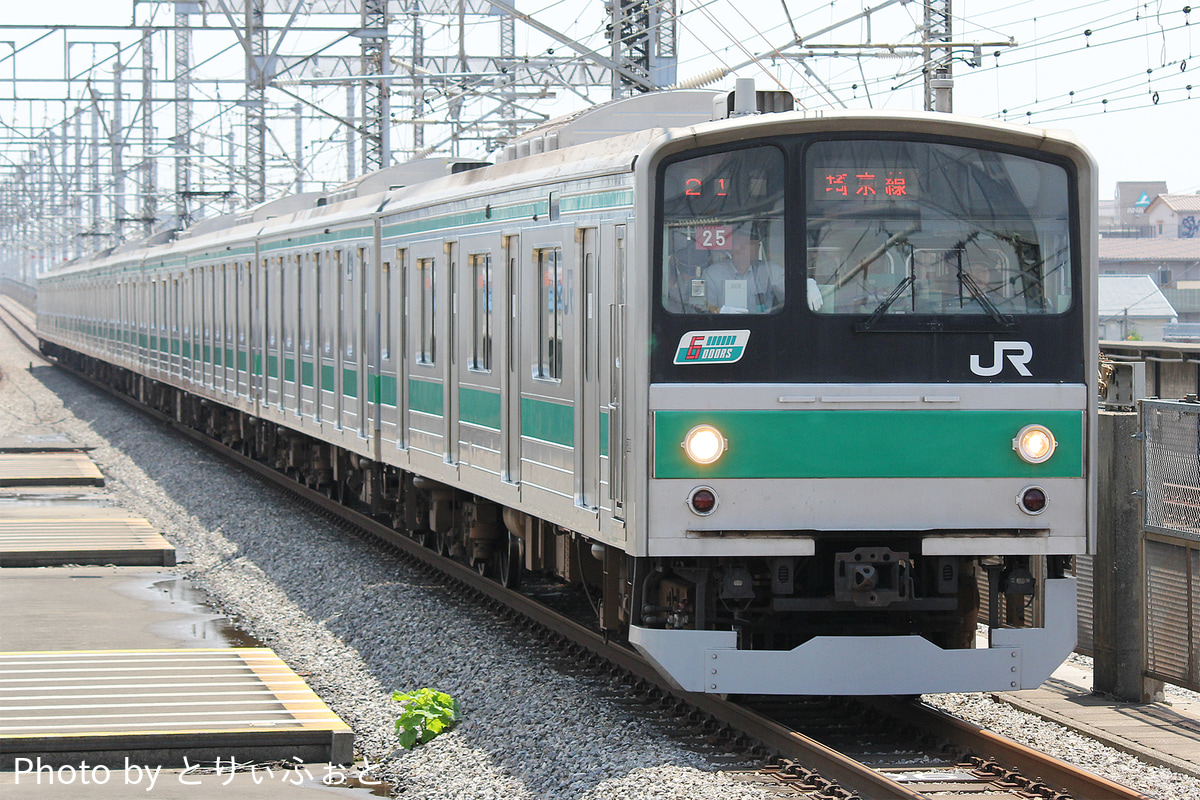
[38,84,1097,694]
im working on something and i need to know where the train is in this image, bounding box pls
[36,82,1098,695]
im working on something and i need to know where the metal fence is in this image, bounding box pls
[1141,399,1200,691]
[0,278,35,311]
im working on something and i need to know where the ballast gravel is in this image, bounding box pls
[1,323,1198,800]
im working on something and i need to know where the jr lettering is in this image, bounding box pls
[970,341,1033,377]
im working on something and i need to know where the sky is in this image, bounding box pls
[1,0,1198,201]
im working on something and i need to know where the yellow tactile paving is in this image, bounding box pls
[0,649,351,757]
[0,506,175,567]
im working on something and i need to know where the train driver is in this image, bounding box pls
[702,224,785,314]
[911,248,958,312]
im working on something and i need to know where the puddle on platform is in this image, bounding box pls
[108,573,267,648]
[310,772,398,798]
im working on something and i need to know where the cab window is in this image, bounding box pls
[660,146,786,315]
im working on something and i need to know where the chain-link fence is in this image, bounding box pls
[1141,399,1200,692]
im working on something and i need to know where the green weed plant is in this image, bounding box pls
[392,688,459,749]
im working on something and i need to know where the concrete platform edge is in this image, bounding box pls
[993,690,1200,780]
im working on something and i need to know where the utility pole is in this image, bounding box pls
[361,0,390,173]
[607,0,676,96]
[175,1,193,226]
[293,103,304,193]
[245,0,268,206]
[923,0,952,112]
[142,26,157,237]
[112,60,126,242]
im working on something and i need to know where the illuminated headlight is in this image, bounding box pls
[1013,424,1057,464]
[682,424,727,465]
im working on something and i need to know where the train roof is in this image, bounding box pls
[494,89,720,163]
[41,89,1095,282]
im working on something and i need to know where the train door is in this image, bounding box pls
[127,278,136,365]
[200,267,209,388]
[393,247,408,452]
[148,278,159,375]
[443,240,459,464]
[211,267,218,389]
[376,250,399,447]
[502,234,520,486]
[239,260,252,400]
[159,277,169,375]
[161,277,169,375]
[282,254,297,414]
[341,244,367,439]
[145,276,154,371]
[301,252,317,420]
[164,278,173,376]
[457,235,500,477]
[224,266,232,392]
[407,240,443,462]
[192,266,202,386]
[608,224,627,522]
[265,256,281,409]
[136,277,147,370]
[183,269,193,384]
[172,274,182,377]
[521,232,575,501]
[578,226,601,511]
[154,277,164,376]
[320,249,341,428]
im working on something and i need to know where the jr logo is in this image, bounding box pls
[970,341,1033,377]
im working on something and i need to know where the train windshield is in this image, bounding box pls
[661,145,787,315]
[658,138,1073,319]
[806,139,1072,318]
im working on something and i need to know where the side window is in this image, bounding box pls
[417,257,436,365]
[469,252,492,372]
[535,247,563,381]
[660,145,786,315]
[381,260,391,361]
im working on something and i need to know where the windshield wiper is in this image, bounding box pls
[960,273,1016,327]
[858,275,913,331]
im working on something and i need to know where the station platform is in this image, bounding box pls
[0,492,176,567]
[0,436,173,567]
[997,660,1200,780]
[0,438,355,795]
[0,452,105,488]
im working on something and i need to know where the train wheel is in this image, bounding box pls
[495,532,522,589]
[434,529,452,557]
[413,529,433,549]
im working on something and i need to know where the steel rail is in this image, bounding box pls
[867,696,1157,800]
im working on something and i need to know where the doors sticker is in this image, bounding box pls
[674,330,751,364]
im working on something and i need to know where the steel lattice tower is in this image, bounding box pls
[923,0,952,111]
[361,0,390,173]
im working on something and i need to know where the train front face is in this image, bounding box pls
[630,114,1096,696]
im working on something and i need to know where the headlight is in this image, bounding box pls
[682,424,727,465]
[1013,424,1057,464]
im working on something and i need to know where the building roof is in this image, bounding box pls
[1162,288,1200,314]
[1099,275,1178,319]
[1098,237,1200,262]
[1145,194,1200,213]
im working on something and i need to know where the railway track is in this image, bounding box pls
[1,294,1152,800]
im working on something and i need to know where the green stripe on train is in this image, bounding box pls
[460,386,501,430]
[521,397,573,447]
[409,377,443,416]
[653,409,1084,479]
